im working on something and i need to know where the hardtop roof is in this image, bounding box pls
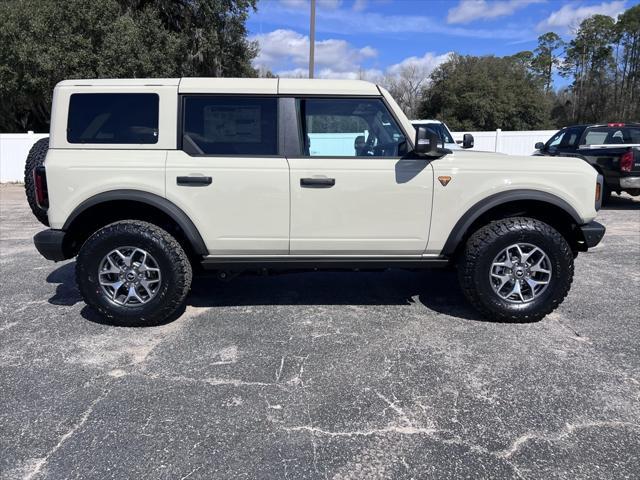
[57,78,381,96]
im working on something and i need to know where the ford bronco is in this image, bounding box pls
[27,78,605,326]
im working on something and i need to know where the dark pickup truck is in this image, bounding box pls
[535,123,640,202]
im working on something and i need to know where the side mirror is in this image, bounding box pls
[414,126,439,156]
[462,133,474,149]
[534,142,545,150]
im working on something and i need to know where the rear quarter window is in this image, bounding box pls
[67,93,159,144]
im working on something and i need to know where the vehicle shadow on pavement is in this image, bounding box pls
[46,262,494,324]
[188,269,486,321]
[46,262,83,306]
[602,195,640,210]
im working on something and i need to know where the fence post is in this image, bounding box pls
[494,128,502,152]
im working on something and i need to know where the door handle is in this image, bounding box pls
[177,176,212,186]
[300,177,335,188]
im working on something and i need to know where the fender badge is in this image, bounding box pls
[438,176,452,187]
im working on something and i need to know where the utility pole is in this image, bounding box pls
[309,0,316,78]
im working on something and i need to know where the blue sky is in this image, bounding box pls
[247,0,638,86]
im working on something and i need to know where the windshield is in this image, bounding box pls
[412,122,454,144]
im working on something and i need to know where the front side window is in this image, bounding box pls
[67,93,158,144]
[182,96,278,155]
[546,127,582,149]
[547,130,565,148]
[300,98,406,157]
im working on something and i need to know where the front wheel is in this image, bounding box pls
[458,217,574,322]
[76,220,193,326]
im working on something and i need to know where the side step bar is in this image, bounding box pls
[200,256,450,271]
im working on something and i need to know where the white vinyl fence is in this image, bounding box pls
[0,132,49,182]
[0,129,557,182]
[451,129,557,156]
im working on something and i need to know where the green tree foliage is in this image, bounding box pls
[613,4,640,121]
[0,0,258,132]
[532,32,564,92]
[560,14,617,123]
[418,54,551,131]
[556,6,639,124]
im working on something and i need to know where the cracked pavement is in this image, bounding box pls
[1,184,639,479]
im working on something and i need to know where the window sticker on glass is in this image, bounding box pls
[203,106,262,144]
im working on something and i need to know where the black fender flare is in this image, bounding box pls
[441,189,582,256]
[62,190,208,256]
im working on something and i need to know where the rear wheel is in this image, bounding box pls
[76,220,192,326]
[458,217,574,322]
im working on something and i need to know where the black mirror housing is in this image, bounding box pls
[462,133,474,149]
[535,142,545,150]
[414,126,439,156]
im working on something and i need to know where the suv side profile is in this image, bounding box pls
[28,78,605,326]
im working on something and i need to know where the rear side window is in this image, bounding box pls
[67,93,159,144]
[182,96,278,156]
[582,126,640,145]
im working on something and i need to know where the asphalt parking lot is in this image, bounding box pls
[1,183,639,479]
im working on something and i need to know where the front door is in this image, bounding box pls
[166,95,289,255]
[288,97,433,255]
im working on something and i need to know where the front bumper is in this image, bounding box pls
[34,229,70,261]
[620,177,640,189]
[579,221,606,249]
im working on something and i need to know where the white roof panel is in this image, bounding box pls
[55,77,382,96]
[56,78,180,87]
[278,78,379,95]
[179,78,278,94]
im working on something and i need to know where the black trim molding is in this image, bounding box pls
[442,189,583,255]
[63,190,208,256]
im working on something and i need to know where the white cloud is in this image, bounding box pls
[537,0,627,33]
[256,1,537,41]
[251,29,377,74]
[386,52,453,77]
[447,0,544,25]
[352,0,367,11]
[276,67,384,79]
[252,28,450,82]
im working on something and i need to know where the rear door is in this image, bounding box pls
[287,97,433,255]
[165,94,290,255]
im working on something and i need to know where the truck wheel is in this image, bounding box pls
[601,184,612,205]
[76,220,192,326]
[458,217,573,322]
[24,137,50,226]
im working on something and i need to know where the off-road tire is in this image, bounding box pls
[24,137,50,226]
[76,220,192,327]
[601,183,612,205]
[458,217,574,322]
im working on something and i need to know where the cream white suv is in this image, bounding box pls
[27,78,605,326]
